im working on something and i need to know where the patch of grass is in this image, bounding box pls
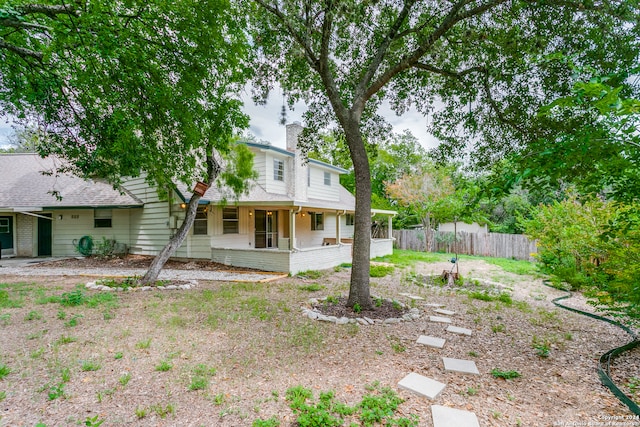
[253,417,280,427]
[0,313,10,326]
[24,310,42,321]
[0,363,11,379]
[27,329,48,340]
[64,314,83,327]
[491,369,521,380]
[55,335,77,345]
[297,270,324,280]
[370,265,394,278]
[150,402,176,419]
[60,367,71,383]
[468,291,512,306]
[114,352,123,360]
[299,283,324,292]
[481,257,540,276]
[135,338,152,349]
[491,323,506,333]
[0,289,22,308]
[387,336,406,353]
[135,406,148,419]
[188,364,216,391]
[81,360,101,372]
[532,336,551,358]
[0,391,6,402]
[119,373,131,386]
[155,360,173,372]
[47,383,65,400]
[373,250,449,267]
[60,288,86,306]
[30,347,45,359]
[56,310,66,320]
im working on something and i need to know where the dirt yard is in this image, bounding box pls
[0,255,638,426]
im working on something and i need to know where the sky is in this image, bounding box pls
[0,94,442,150]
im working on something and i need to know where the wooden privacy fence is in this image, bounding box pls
[392,229,538,261]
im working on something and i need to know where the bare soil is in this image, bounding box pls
[0,256,638,426]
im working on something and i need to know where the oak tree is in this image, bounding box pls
[250,0,639,308]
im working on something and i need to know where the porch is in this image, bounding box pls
[210,237,394,274]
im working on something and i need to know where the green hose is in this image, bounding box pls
[549,285,640,415]
[77,235,93,256]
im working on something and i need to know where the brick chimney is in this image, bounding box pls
[285,122,307,201]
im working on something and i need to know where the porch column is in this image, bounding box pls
[336,211,342,244]
[290,208,297,250]
[387,214,393,239]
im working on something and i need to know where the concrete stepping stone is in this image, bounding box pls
[398,373,446,400]
[398,292,424,300]
[417,335,446,349]
[425,303,445,308]
[431,405,480,427]
[429,316,452,324]
[434,308,455,316]
[442,357,480,375]
[446,325,472,336]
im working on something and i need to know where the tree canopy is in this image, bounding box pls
[0,0,255,282]
[250,0,639,307]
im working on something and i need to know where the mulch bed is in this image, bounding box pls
[312,296,410,320]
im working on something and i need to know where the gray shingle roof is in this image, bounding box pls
[0,154,143,210]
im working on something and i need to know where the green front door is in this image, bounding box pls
[37,214,52,256]
[0,216,13,256]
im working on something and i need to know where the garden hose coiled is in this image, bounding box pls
[75,235,93,256]
[547,283,640,415]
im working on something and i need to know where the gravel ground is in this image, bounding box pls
[0,256,638,426]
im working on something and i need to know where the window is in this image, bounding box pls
[273,159,284,181]
[193,206,209,235]
[222,207,239,234]
[345,213,354,226]
[0,218,9,233]
[311,212,324,230]
[324,171,331,186]
[94,209,112,228]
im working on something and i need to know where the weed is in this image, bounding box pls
[325,295,340,305]
[81,360,101,372]
[135,407,148,419]
[532,338,551,358]
[564,332,574,341]
[150,403,175,418]
[0,391,5,402]
[189,364,216,391]
[0,363,11,379]
[353,303,361,314]
[491,369,521,380]
[212,392,226,405]
[30,347,45,359]
[60,368,71,383]
[60,289,85,306]
[83,415,105,426]
[0,313,10,326]
[492,410,502,419]
[103,310,115,321]
[374,297,383,307]
[299,283,324,292]
[64,314,83,327]
[27,329,48,340]
[136,338,152,349]
[627,377,640,396]
[55,335,77,345]
[388,336,406,353]
[47,383,65,400]
[391,300,403,310]
[119,373,131,386]
[463,386,479,396]
[253,417,280,427]
[370,265,394,278]
[25,310,42,321]
[56,310,66,320]
[468,351,478,357]
[491,323,506,333]
[156,360,173,372]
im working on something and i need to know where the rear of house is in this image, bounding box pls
[0,124,395,273]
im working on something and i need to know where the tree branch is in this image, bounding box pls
[0,38,43,60]
[18,4,79,18]
[0,17,51,31]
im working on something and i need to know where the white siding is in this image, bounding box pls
[51,209,133,256]
[294,211,338,248]
[252,149,267,188]
[264,153,288,195]
[308,167,340,201]
[123,177,171,255]
[211,248,290,272]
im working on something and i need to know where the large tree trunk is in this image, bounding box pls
[343,118,373,310]
[140,154,220,285]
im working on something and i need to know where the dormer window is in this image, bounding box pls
[273,159,284,181]
[324,171,331,186]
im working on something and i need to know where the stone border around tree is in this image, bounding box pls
[85,280,198,292]
[301,296,422,325]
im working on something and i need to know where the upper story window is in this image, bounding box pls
[273,159,284,181]
[311,212,324,231]
[193,206,208,235]
[94,209,112,228]
[222,207,239,234]
[345,213,354,226]
[324,171,331,186]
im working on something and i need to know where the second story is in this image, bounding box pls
[246,123,347,204]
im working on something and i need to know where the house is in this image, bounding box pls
[0,123,395,273]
